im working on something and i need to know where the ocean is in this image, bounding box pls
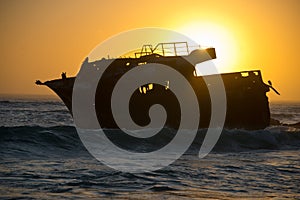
[0,96,299,199]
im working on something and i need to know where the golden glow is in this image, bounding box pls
[179,22,238,72]
[0,0,299,101]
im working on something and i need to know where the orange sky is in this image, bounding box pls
[0,0,299,101]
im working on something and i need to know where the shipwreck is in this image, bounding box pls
[36,42,279,130]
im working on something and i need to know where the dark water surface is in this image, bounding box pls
[0,96,299,199]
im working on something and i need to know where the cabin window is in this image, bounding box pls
[138,62,147,66]
[148,84,153,90]
[139,83,154,94]
[241,72,249,77]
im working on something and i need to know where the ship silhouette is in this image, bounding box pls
[36,42,278,130]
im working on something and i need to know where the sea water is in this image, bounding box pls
[0,96,299,199]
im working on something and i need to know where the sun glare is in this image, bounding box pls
[178,22,238,73]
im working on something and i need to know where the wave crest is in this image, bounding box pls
[0,126,299,158]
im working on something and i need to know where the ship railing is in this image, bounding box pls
[135,42,203,58]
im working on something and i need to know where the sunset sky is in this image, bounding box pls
[0,0,299,101]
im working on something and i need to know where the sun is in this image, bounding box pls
[178,22,238,73]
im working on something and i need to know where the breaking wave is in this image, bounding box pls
[1,126,300,159]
